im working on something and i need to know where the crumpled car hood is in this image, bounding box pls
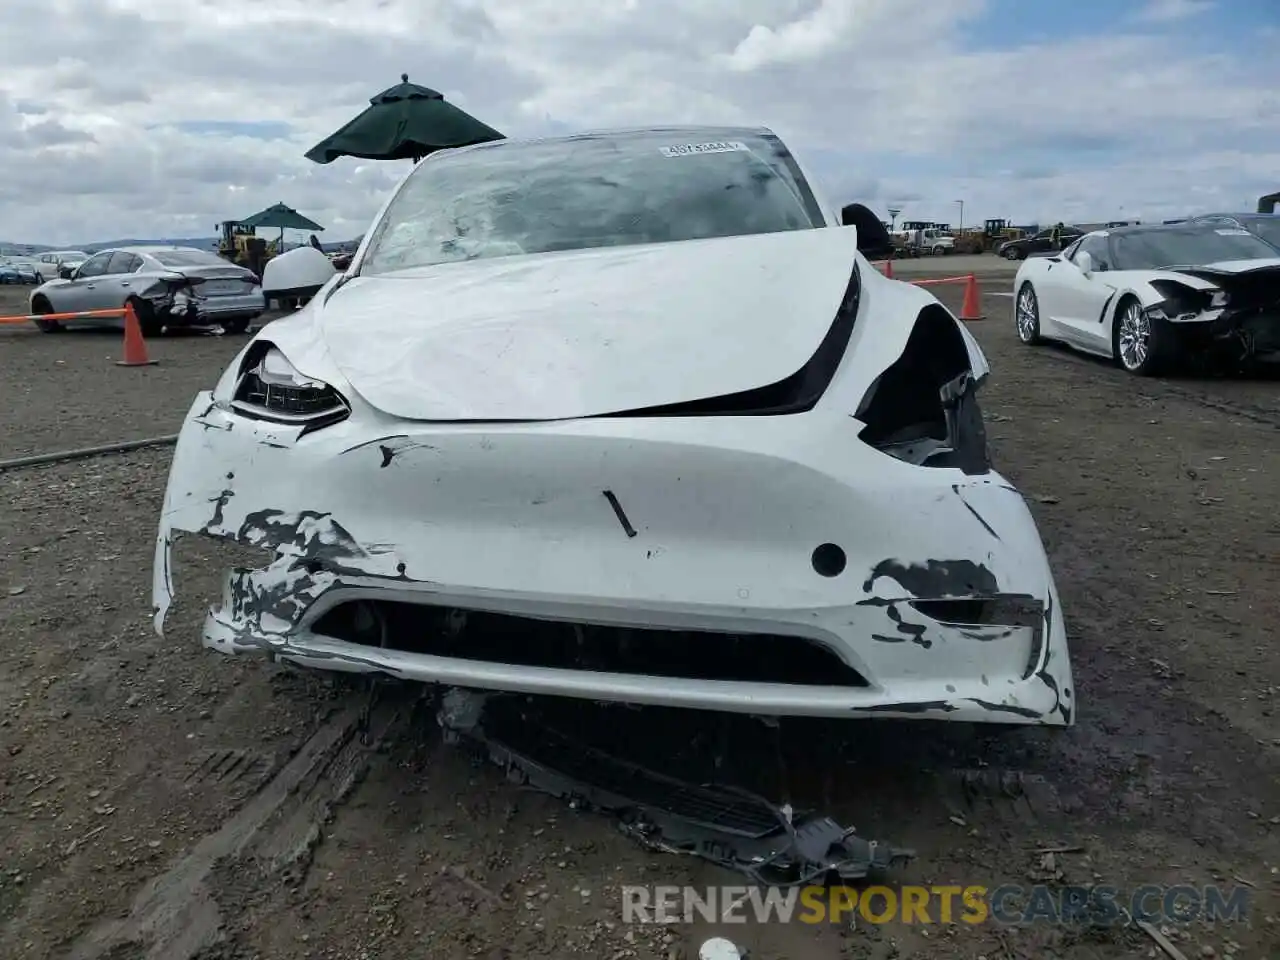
[315,227,862,421]
[1164,257,1280,282]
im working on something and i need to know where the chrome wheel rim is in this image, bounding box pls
[1016,287,1038,341]
[1118,303,1150,370]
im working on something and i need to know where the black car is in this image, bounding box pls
[998,226,1084,260]
[1185,213,1280,252]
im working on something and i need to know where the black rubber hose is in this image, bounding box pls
[0,435,178,473]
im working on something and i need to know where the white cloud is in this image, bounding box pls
[1135,0,1215,23]
[0,0,1274,244]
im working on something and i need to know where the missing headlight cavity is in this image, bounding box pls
[600,263,862,418]
[855,305,990,475]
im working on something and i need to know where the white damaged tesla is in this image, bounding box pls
[152,125,1074,726]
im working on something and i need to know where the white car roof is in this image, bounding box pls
[116,245,208,255]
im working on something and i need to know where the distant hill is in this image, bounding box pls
[1,236,360,257]
[82,237,222,253]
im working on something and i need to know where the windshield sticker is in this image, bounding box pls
[1214,228,1251,236]
[659,141,749,158]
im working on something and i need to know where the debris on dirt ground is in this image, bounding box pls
[1030,849,1064,881]
[1033,844,1083,855]
[446,864,504,905]
[700,937,744,960]
[437,690,914,885]
[1137,919,1191,960]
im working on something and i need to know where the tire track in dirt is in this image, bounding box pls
[64,690,414,960]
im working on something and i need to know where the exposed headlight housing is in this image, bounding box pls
[1209,290,1228,308]
[231,345,349,431]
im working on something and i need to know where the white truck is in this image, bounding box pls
[892,226,955,256]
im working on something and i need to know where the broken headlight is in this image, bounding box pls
[1210,290,1228,308]
[231,346,349,429]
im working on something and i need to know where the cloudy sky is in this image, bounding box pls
[1,0,1277,245]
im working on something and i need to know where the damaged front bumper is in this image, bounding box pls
[153,392,1074,726]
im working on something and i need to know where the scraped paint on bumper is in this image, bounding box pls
[153,392,1074,725]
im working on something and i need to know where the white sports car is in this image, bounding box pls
[1013,223,1280,375]
[152,125,1073,726]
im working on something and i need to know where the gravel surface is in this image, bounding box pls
[1,273,1277,960]
[0,286,272,461]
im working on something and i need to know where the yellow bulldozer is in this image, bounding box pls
[217,221,277,273]
[953,219,1025,254]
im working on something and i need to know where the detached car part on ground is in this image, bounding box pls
[153,125,1074,727]
[30,245,264,335]
[1013,223,1280,376]
[437,690,913,885]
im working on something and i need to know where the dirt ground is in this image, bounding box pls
[1,271,1277,960]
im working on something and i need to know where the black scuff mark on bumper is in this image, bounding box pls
[208,485,235,530]
[602,489,638,538]
[885,603,930,648]
[862,558,999,597]
[190,504,422,648]
[964,699,1042,720]
[856,701,960,715]
[959,500,1000,540]
[235,508,368,562]
[341,435,409,455]
[378,438,438,466]
[340,435,438,466]
[225,562,340,638]
[1033,594,1073,724]
[958,627,1015,642]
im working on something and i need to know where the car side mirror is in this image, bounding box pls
[59,266,74,279]
[1075,251,1093,275]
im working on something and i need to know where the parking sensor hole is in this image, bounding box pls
[811,543,847,578]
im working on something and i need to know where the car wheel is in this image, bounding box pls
[34,273,43,284]
[1113,296,1176,376]
[220,316,251,335]
[32,297,62,333]
[1015,283,1041,345]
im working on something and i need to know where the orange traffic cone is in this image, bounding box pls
[959,274,985,321]
[883,258,894,279]
[116,302,158,366]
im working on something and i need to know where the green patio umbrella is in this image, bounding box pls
[304,74,504,165]
[241,202,325,250]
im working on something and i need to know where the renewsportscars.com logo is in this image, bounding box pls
[622,884,1251,927]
